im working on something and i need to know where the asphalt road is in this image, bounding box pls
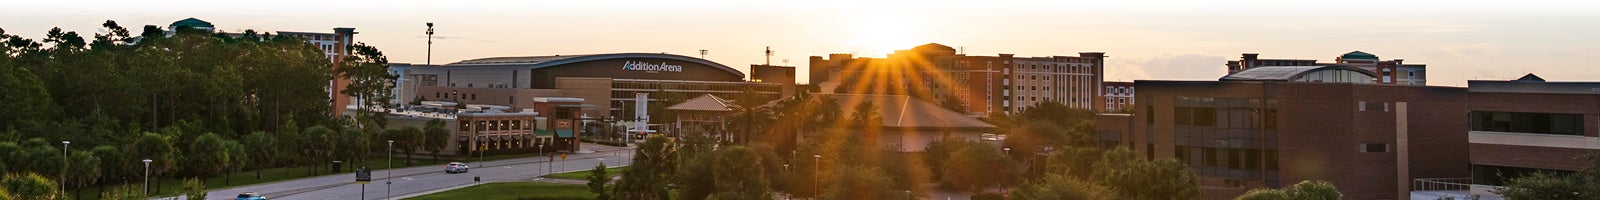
[192,144,635,200]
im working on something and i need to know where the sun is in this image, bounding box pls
[848,17,921,56]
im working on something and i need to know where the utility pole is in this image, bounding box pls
[699,49,708,59]
[764,46,773,65]
[426,22,434,66]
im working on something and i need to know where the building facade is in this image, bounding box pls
[1102,66,1470,199]
[392,53,782,120]
[1466,74,1600,187]
[809,43,1106,115]
[1227,51,1426,86]
[1104,81,1135,112]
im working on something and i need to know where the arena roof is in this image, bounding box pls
[442,53,744,77]
[1220,65,1376,81]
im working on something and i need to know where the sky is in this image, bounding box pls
[4,0,1598,86]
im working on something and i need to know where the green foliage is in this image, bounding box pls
[1094,148,1200,200]
[611,135,676,200]
[339,42,397,129]
[707,146,770,200]
[1011,174,1114,200]
[940,143,1019,192]
[819,165,899,200]
[1494,154,1600,200]
[1,173,57,200]
[1004,120,1096,158]
[587,163,611,200]
[180,177,205,200]
[424,119,451,162]
[187,132,229,177]
[1234,180,1340,200]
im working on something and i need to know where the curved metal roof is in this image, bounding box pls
[1220,65,1377,81]
[444,53,744,77]
[1340,51,1378,60]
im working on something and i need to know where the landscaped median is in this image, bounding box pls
[402,182,596,200]
[541,166,628,180]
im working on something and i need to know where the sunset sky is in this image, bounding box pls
[6,0,1598,86]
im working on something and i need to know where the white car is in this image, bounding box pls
[445,162,470,174]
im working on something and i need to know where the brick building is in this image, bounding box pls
[1101,65,1470,199]
[809,43,1106,115]
[1103,81,1134,112]
[1465,74,1600,188]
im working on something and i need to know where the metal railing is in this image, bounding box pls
[1412,178,1475,191]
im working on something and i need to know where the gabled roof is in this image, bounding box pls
[666,94,737,112]
[170,18,214,28]
[1340,51,1378,60]
[1515,73,1545,82]
[828,94,996,129]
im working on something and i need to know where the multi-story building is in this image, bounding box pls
[1227,51,1426,86]
[1454,74,1600,197]
[1103,81,1135,112]
[1100,65,1470,199]
[392,53,782,120]
[809,43,1106,115]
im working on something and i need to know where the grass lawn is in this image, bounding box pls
[540,166,628,180]
[403,182,595,200]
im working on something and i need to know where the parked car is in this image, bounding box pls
[236,192,266,200]
[446,162,470,174]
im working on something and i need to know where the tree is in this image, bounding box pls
[0,64,58,131]
[940,144,1019,192]
[399,126,424,165]
[612,135,677,200]
[1,172,57,200]
[338,42,397,129]
[301,126,335,175]
[423,119,450,163]
[130,132,174,186]
[819,165,899,200]
[707,146,771,200]
[1234,180,1340,200]
[67,150,101,198]
[937,95,965,114]
[1095,148,1200,200]
[180,177,206,200]
[1495,154,1600,200]
[242,131,277,179]
[186,132,229,178]
[90,145,127,197]
[587,163,612,200]
[1011,174,1114,200]
[222,139,246,185]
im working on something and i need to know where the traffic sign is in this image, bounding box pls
[355,167,372,184]
[561,153,568,160]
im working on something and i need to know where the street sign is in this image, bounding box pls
[355,167,372,184]
[561,153,568,160]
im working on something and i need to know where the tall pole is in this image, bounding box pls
[386,140,393,200]
[479,136,486,168]
[812,154,820,197]
[61,140,69,197]
[142,159,151,196]
[426,22,434,66]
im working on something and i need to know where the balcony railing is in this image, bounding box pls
[1411,178,1505,200]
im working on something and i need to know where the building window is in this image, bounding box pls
[1470,111,1584,135]
[1360,143,1390,153]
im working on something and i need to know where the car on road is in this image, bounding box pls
[236,192,266,200]
[446,162,470,174]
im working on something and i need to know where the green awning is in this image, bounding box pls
[556,130,574,138]
[534,129,555,137]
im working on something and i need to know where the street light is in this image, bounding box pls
[142,159,152,196]
[812,154,821,197]
[386,140,393,200]
[60,140,69,197]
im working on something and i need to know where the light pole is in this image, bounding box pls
[425,22,434,66]
[386,140,393,200]
[812,154,821,197]
[479,136,486,168]
[142,159,151,196]
[60,140,69,197]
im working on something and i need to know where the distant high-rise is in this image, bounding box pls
[809,43,1107,115]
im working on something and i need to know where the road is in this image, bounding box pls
[192,144,634,200]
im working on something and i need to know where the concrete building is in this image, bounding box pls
[1101,65,1470,199]
[809,43,1106,115]
[1104,81,1135,112]
[391,53,783,120]
[1227,51,1426,86]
